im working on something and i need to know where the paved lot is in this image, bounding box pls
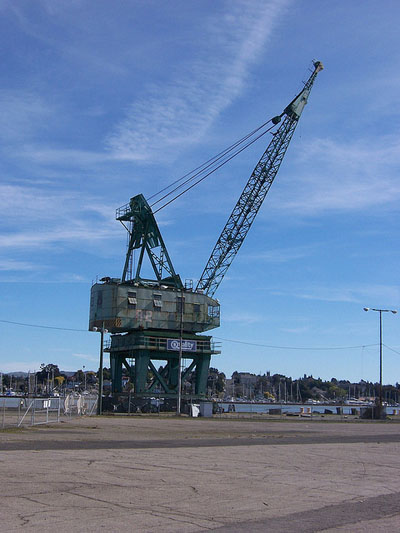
[1,416,400,532]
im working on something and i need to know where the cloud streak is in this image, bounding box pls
[246,245,315,263]
[71,352,99,363]
[0,90,54,143]
[106,0,290,162]
[0,184,120,254]
[0,259,37,272]
[273,283,400,306]
[274,135,400,215]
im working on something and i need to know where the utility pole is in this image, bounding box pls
[93,322,108,416]
[364,308,397,412]
[98,324,105,415]
[177,290,184,416]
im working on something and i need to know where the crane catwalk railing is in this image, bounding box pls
[104,335,221,354]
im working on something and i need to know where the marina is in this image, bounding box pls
[216,400,400,417]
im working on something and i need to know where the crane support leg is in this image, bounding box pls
[134,351,150,393]
[195,354,211,396]
[110,353,123,393]
[107,330,220,398]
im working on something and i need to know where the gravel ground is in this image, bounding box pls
[1,415,400,532]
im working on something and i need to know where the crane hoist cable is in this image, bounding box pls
[150,119,277,214]
[149,61,322,214]
[148,118,273,204]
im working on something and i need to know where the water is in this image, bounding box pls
[217,401,400,416]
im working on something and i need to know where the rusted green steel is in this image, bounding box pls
[106,330,219,396]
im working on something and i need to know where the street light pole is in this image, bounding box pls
[364,307,397,410]
[92,322,108,416]
[177,289,184,416]
[379,310,383,408]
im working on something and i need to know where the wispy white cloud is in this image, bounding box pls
[0,184,70,220]
[4,0,126,76]
[40,0,83,17]
[0,184,119,252]
[273,283,400,306]
[0,90,54,143]
[275,136,400,215]
[0,226,113,250]
[246,245,315,263]
[0,361,43,373]
[280,326,310,334]
[17,146,114,166]
[0,259,37,272]
[106,0,291,162]
[59,273,87,283]
[0,183,114,223]
[71,352,99,363]
[223,311,265,325]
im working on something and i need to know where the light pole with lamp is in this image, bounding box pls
[363,307,397,410]
[177,289,184,416]
[92,322,108,415]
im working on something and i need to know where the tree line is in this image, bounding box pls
[2,364,400,404]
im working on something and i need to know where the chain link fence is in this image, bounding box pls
[1,394,98,429]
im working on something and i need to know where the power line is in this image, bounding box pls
[383,344,400,357]
[0,319,87,332]
[0,318,390,354]
[214,336,378,351]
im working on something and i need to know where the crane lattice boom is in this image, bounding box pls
[196,61,323,297]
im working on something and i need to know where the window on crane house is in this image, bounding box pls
[176,296,185,314]
[97,291,103,307]
[153,293,162,309]
[193,303,201,314]
[208,305,220,318]
[127,291,137,309]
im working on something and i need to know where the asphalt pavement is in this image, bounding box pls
[1,416,400,532]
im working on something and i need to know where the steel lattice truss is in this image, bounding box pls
[117,194,182,288]
[196,61,323,297]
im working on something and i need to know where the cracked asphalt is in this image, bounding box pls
[1,416,400,532]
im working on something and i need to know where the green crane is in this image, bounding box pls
[89,61,323,404]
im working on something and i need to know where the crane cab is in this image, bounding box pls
[89,279,220,334]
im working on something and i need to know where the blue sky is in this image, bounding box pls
[0,0,399,383]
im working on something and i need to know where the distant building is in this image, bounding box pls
[236,372,258,386]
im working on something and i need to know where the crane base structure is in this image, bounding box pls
[105,329,220,397]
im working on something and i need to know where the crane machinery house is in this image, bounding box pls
[89,60,323,401]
